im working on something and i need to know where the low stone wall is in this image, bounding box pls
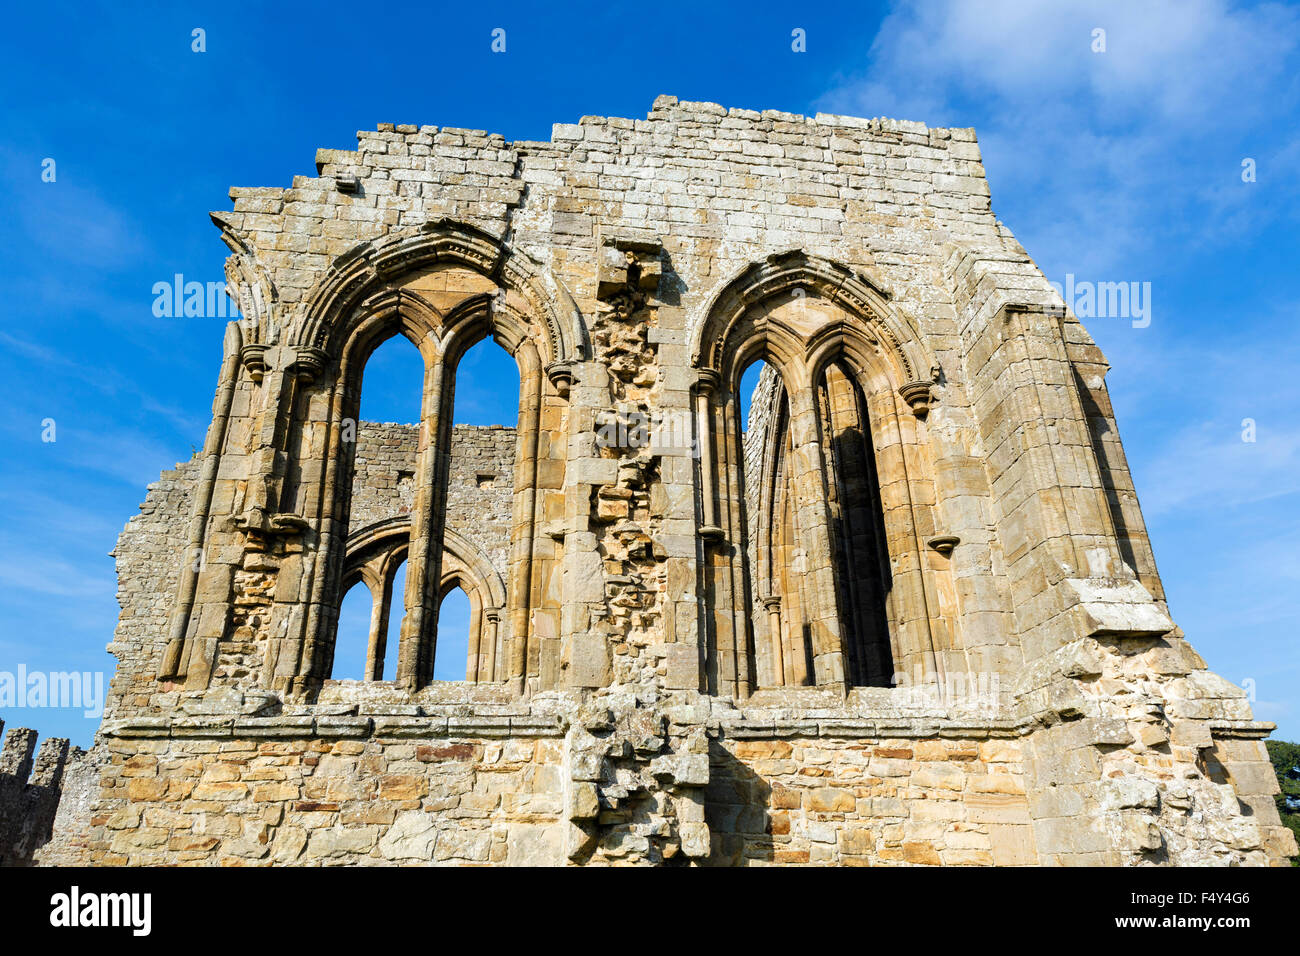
[707,733,1035,866]
[86,720,567,866]
[38,680,1294,867]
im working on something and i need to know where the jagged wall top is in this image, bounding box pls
[210,94,1002,353]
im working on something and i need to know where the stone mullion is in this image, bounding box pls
[823,370,873,688]
[753,396,784,688]
[784,376,846,691]
[778,429,811,686]
[841,374,896,688]
[397,351,448,690]
[506,344,543,695]
[712,392,738,694]
[364,573,389,682]
[720,388,754,697]
[816,376,849,683]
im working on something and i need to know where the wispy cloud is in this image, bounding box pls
[0,147,149,269]
[0,329,205,436]
[0,553,111,600]
[817,0,1300,272]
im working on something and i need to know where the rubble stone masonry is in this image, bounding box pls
[23,96,1294,866]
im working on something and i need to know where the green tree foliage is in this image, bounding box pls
[1266,739,1300,864]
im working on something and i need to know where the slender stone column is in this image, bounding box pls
[482,609,501,682]
[762,595,784,686]
[160,320,242,681]
[719,387,754,697]
[363,574,390,681]
[772,427,812,688]
[398,352,447,689]
[465,589,484,682]
[506,343,543,695]
[783,377,846,692]
[693,370,723,538]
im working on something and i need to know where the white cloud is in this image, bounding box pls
[817,1,1300,273]
[0,330,206,437]
[826,0,1298,124]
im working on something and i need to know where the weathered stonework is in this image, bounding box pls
[31,96,1295,866]
[0,722,84,866]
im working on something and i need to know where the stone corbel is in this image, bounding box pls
[546,360,577,398]
[597,234,663,316]
[899,378,934,418]
[240,343,270,382]
[927,535,960,556]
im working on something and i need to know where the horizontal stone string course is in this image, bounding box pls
[102,715,567,739]
[22,95,1294,866]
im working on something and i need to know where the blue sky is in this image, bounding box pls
[1,0,1296,746]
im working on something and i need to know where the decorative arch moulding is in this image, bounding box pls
[689,249,942,418]
[291,220,587,368]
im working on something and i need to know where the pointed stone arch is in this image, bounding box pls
[337,516,507,683]
[280,222,576,698]
[690,249,937,404]
[291,219,587,367]
[690,250,947,698]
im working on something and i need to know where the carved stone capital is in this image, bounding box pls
[693,369,722,396]
[289,347,330,385]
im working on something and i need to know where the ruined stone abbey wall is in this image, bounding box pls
[30,96,1295,867]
